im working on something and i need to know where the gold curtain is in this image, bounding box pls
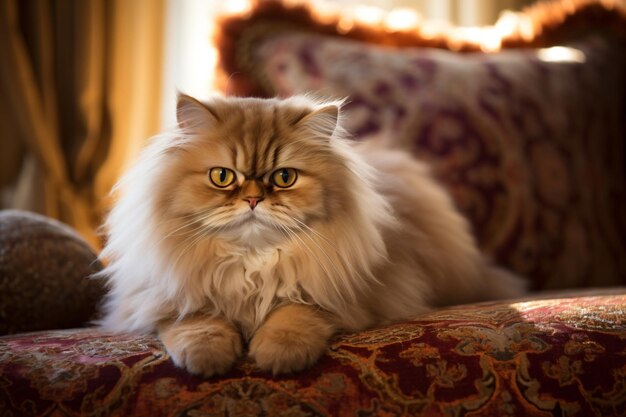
[0,0,164,250]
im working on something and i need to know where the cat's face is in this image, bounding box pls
[156,95,351,248]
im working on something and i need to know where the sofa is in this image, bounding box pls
[1,0,625,416]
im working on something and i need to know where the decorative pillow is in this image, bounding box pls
[1,291,625,416]
[236,31,626,291]
[0,210,105,335]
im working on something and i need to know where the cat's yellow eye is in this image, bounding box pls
[209,167,235,188]
[272,168,297,188]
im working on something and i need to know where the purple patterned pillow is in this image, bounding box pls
[250,32,626,290]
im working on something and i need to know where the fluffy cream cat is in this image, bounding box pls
[99,94,525,376]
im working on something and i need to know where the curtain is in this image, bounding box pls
[0,0,164,250]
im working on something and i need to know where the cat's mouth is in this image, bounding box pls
[240,210,259,222]
[199,209,290,246]
[216,210,287,247]
[231,209,274,229]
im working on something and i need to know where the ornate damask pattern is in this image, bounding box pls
[1,292,626,416]
[245,31,626,291]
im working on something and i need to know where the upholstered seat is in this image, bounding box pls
[2,290,625,416]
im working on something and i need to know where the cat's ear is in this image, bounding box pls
[293,105,339,139]
[176,94,220,133]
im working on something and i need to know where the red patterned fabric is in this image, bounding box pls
[2,291,626,416]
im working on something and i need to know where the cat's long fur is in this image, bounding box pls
[99,94,525,375]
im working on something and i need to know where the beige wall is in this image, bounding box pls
[347,0,537,25]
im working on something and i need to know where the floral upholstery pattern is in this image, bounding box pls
[241,31,626,291]
[2,291,626,416]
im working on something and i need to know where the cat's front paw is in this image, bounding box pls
[159,316,242,377]
[249,326,327,375]
[249,304,334,375]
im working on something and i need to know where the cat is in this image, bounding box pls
[99,93,526,376]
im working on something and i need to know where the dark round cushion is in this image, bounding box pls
[0,210,105,335]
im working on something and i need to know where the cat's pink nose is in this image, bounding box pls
[244,197,263,210]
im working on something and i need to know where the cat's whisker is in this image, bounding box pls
[167,211,230,263]
[272,222,342,297]
[170,211,239,266]
[282,214,369,289]
[169,225,205,262]
[156,211,215,246]
[286,216,339,252]
[176,210,209,220]
[272,223,291,243]
[271,211,342,267]
[288,221,347,285]
[203,215,237,232]
[170,223,215,269]
[280,223,350,307]
[160,219,221,254]
[276,222,338,287]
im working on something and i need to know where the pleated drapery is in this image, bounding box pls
[0,0,164,249]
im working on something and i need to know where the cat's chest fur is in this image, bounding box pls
[200,246,299,338]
